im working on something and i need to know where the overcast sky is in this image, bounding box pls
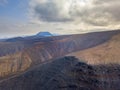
[0,0,120,38]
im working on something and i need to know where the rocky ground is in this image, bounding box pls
[0,56,120,90]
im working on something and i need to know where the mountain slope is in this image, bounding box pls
[0,56,120,90]
[0,30,119,78]
[68,32,120,65]
[21,30,120,65]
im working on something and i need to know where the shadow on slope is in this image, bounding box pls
[0,56,120,90]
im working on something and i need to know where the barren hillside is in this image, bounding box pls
[68,32,120,65]
[0,56,120,90]
[0,30,119,78]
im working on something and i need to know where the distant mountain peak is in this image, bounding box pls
[36,32,53,37]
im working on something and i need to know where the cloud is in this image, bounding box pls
[90,0,120,26]
[29,0,73,22]
[1,0,120,38]
[0,0,8,6]
[29,0,120,27]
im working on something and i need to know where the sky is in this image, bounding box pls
[0,0,120,38]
